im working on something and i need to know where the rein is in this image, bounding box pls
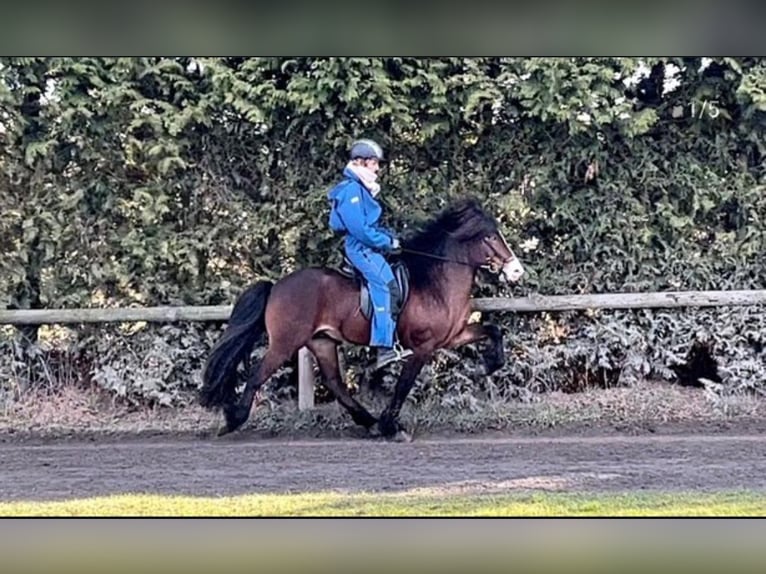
[400,245,508,274]
[399,247,474,267]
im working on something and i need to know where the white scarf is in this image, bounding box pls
[346,161,381,197]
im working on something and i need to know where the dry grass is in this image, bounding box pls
[1,378,765,440]
[541,380,765,423]
[0,383,218,437]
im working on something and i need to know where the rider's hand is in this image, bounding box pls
[389,238,402,254]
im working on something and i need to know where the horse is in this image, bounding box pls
[199,196,525,441]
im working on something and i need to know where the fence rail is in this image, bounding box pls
[2,290,765,326]
[3,289,765,411]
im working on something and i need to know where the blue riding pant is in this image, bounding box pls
[345,237,397,348]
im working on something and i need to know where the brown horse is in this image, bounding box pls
[199,197,525,440]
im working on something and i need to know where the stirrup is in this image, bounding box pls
[374,342,413,370]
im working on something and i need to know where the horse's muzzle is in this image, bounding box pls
[500,258,525,283]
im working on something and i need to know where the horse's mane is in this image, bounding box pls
[401,196,497,290]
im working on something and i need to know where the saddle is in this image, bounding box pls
[337,254,411,321]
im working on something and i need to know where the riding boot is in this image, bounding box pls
[374,341,413,370]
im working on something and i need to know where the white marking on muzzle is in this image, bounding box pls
[495,229,524,283]
[501,258,525,283]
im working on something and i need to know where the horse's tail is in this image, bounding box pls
[199,280,274,409]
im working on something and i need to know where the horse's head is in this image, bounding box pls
[403,197,525,287]
[475,227,525,283]
[440,198,525,284]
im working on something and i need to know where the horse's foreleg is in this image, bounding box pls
[378,353,430,441]
[447,323,505,375]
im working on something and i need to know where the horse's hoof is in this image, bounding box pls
[366,425,382,439]
[217,424,233,437]
[222,404,249,435]
[391,429,413,443]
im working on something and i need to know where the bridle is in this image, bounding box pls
[480,229,517,274]
[400,229,517,275]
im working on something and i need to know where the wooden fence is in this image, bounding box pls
[2,290,766,326]
[3,290,766,410]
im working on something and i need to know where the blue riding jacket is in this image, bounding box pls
[327,167,396,253]
[327,167,399,348]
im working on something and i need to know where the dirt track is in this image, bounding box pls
[2,426,766,501]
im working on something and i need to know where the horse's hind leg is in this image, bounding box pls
[219,346,292,436]
[307,337,378,430]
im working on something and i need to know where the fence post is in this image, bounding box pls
[297,347,315,411]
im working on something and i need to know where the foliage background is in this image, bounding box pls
[1,57,764,408]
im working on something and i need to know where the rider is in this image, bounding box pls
[327,138,409,366]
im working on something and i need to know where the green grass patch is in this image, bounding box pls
[2,490,765,516]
